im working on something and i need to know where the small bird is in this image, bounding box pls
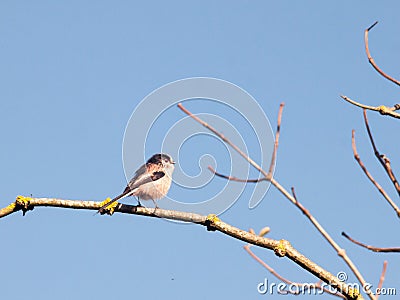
[98,153,175,214]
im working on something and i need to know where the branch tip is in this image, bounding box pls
[343,231,400,253]
[366,21,378,32]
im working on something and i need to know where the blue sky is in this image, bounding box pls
[1,2,399,299]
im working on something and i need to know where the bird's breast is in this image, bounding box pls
[133,176,172,200]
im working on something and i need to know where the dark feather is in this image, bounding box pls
[151,171,165,181]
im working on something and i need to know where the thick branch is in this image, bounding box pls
[1,196,358,299]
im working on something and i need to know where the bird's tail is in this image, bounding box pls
[96,192,128,215]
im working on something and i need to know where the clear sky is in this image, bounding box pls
[1,1,399,299]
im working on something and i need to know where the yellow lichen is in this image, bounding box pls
[206,214,220,223]
[348,287,362,300]
[99,197,118,215]
[274,239,287,257]
[15,195,34,216]
[16,195,32,207]
[378,105,389,115]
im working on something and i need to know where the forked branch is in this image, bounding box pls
[351,130,400,217]
[362,109,400,196]
[340,22,400,119]
[178,102,373,300]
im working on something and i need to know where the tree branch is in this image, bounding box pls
[376,261,388,299]
[362,109,400,196]
[339,22,400,119]
[351,130,400,217]
[342,232,400,253]
[244,243,345,298]
[208,166,266,183]
[1,195,359,299]
[340,95,400,119]
[178,102,372,300]
[206,102,284,183]
[268,102,284,176]
[177,103,272,180]
[365,21,400,87]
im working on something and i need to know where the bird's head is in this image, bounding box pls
[147,153,175,172]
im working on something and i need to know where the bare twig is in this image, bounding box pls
[268,103,284,176]
[244,244,345,298]
[342,232,400,253]
[207,101,284,183]
[177,103,271,179]
[351,130,400,217]
[178,102,373,300]
[340,23,400,118]
[288,186,374,291]
[208,166,266,183]
[363,109,400,196]
[291,187,310,214]
[365,21,400,87]
[376,261,388,299]
[340,95,400,119]
[244,244,297,285]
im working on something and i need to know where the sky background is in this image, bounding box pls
[1,1,399,299]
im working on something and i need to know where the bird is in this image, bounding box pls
[98,153,175,214]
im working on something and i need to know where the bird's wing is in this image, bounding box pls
[128,171,165,190]
[126,164,147,187]
[97,170,165,214]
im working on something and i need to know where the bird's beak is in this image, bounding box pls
[172,161,176,164]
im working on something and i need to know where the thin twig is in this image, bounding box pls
[244,244,345,298]
[177,103,270,179]
[244,244,297,285]
[178,102,374,300]
[208,166,266,183]
[376,261,388,300]
[290,187,317,221]
[341,95,378,111]
[340,95,400,119]
[365,21,400,87]
[351,130,400,217]
[340,23,400,118]
[268,103,284,176]
[342,232,400,253]
[363,109,400,196]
